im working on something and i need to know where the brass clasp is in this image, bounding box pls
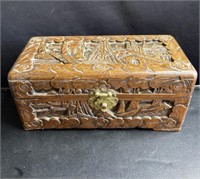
[89,88,118,112]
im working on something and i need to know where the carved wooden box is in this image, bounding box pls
[8,35,197,131]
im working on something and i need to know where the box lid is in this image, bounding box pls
[8,35,197,81]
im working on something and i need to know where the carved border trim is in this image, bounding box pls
[9,76,194,99]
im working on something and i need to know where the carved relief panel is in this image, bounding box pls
[16,97,188,131]
[13,79,190,131]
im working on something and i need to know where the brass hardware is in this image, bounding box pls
[89,88,118,112]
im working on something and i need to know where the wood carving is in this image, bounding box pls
[9,76,194,99]
[15,98,182,131]
[8,35,197,131]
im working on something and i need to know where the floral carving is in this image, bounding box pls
[170,80,187,92]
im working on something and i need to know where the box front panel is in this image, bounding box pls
[11,74,196,131]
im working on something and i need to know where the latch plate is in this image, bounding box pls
[89,88,118,112]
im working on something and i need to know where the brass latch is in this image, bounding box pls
[89,88,118,112]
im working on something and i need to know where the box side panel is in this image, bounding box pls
[15,94,189,131]
[13,74,196,131]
